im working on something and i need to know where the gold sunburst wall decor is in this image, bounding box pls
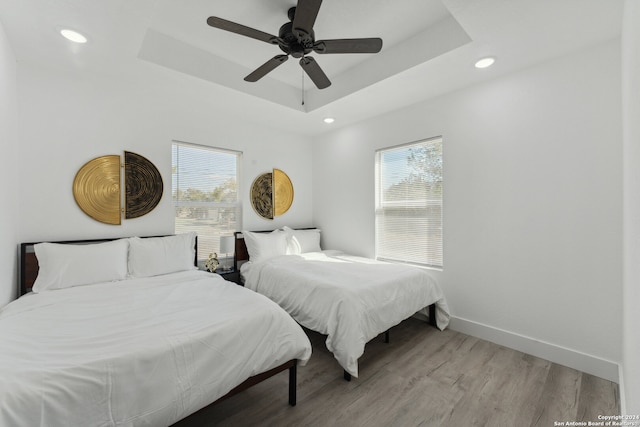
[73,151,163,225]
[73,155,122,225]
[250,168,293,220]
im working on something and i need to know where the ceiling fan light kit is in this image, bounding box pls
[207,0,383,90]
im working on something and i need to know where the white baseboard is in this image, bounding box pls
[619,364,627,414]
[448,316,620,383]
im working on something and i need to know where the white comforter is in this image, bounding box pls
[241,251,450,378]
[0,270,311,427]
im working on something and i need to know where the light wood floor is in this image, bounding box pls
[175,318,620,427]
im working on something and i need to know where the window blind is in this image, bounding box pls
[375,137,443,268]
[172,141,242,261]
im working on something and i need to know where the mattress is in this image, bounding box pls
[241,250,450,377]
[0,270,312,426]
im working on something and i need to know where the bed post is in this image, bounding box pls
[233,231,249,272]
[429,303,437,328]
[343,370,351,382]
[289,360,297,406]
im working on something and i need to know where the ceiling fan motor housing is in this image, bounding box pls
[278,14,314,58]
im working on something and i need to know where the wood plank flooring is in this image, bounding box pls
[174,318,620,427]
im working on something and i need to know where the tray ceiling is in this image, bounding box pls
[0,0,624,135]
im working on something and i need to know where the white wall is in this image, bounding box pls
[622,0,640,414]
[8,61,314,300]
[0,19,18,307]
[313,40,622,381]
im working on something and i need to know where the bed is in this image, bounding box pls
[235,227,450,380]
[1,233,312,427]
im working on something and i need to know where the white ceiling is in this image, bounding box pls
[0,0,624,136]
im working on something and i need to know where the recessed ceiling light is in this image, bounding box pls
[60,29,88,44]
[474,57,495,69]
[323,117,335,124]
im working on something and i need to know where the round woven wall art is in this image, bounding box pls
[124,151,163,219]
[73,151,163,225]
[73,155,122,225]
[250,172,274,220]
[250,168,293,220]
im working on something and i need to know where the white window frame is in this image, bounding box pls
[375,136,443,269]
[172,141,242,266]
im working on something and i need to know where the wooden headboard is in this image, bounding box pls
[233,231,250,271]
[233,228,316,271]
[19,235,198,297]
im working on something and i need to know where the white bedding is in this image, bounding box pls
[0,270,312,427]
[241,251,450,378]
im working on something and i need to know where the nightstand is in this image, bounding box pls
[215,269,242,285]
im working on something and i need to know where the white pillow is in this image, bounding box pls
[33,239,129,293]
[128,232,196,278]
[282,226,322,254]
[242,230,287,263]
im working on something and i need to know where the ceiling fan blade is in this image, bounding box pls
[314,38,383,54]
[207,16,279,44]
[292,0,322,41]
[244,55,289,82]
[299,57,331,89]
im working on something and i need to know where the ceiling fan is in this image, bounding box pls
[206,0,383,90]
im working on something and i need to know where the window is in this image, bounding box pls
[375,137,443,268]
[172,141,241,263]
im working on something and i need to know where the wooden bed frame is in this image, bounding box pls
[18,235,299,410]
[233,229,438,381]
